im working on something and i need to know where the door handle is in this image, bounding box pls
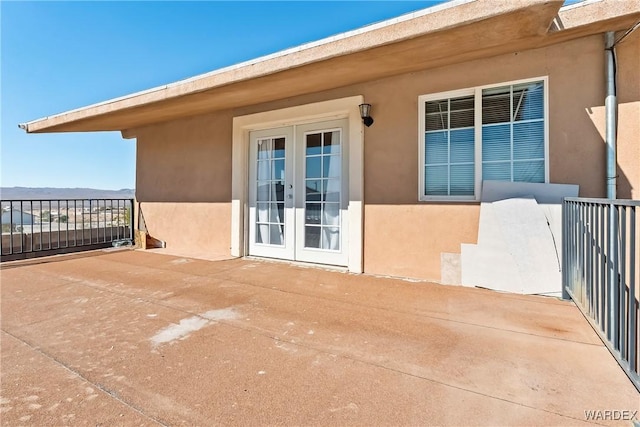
[288,184,293,189]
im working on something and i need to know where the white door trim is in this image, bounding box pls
[232,95,364,273]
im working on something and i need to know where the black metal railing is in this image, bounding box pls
[1,199,134,262]
[563,197,639,391]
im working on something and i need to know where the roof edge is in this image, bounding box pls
[26,0,636,134]
[554,0,640,32]
[19,0,478,132]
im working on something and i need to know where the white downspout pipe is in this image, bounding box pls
[605,31,617,199]
[605,31,617,343]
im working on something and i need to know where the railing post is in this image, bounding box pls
[628,206,636,374]
[619,206,627,359]
[9,202,13,255]
[130,198,135,244]
[609,202,619,347]
[600,202,606,327]
[562,199,571,300]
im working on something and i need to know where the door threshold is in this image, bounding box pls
[243,256,348,273]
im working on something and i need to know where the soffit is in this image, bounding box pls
[21,0,639,134]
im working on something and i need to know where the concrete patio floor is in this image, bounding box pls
[1,249,638,426]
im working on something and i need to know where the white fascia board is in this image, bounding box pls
[19,0,475,130]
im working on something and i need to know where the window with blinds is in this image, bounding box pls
[424,95,475,196]
[419,78,546,201]
[482,81,545,183]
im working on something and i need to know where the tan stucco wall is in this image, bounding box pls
[362,33,626,281]
[134,32,639,281]
[614,30,640,200]
[138,202,231,256]
[363,204,480,280]
[135,112,233,256]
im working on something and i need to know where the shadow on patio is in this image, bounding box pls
[1,249,638,425]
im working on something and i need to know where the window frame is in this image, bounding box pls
[418,76,549,202]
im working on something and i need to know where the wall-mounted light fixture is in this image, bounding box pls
[359,103,374,127]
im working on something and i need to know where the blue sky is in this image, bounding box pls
[1,0,445,191]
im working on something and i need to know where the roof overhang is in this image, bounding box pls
[19,0,640,135]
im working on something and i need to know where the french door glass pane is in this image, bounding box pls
[256,224,268,244]
[305,203,321,225]
[323,155,341,178]
[305,179,322,201]
[257,203,269,219]
[305,226,321,249]
[306,133,322,155]
[257,160,270,180]
[304,226,340,250]
[272,159,285,181]
[322,227,340,250]
[323,131,340,154]
[273,137,286,158]
[257,139,271,159]
[256,184,270,201]
[270,224,283,245]
[323,179,340,202]
[304,131,341,252]
[271,182,284,202]
[306,156,321,178]
[269,203,284,223]
[255,137,286,246]
[322,203,340,226]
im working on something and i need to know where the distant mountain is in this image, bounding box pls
[0,187,135,200]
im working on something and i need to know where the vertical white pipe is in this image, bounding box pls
[605,32,618,343]
[605,32,617,199]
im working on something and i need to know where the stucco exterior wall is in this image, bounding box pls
[134,32,638,282]
[360,34,617,280]
[135,112,233,256]
[614,30,640,200]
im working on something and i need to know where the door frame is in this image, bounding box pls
[231,96,364,273]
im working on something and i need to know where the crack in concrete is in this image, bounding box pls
[0,329,169,427]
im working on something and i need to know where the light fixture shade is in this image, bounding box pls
[359,103,374,127]
[359,103,371,119]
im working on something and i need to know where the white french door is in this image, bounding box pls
[248,127,295,260]
[294,121,348,265]
[248,119,348,266]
